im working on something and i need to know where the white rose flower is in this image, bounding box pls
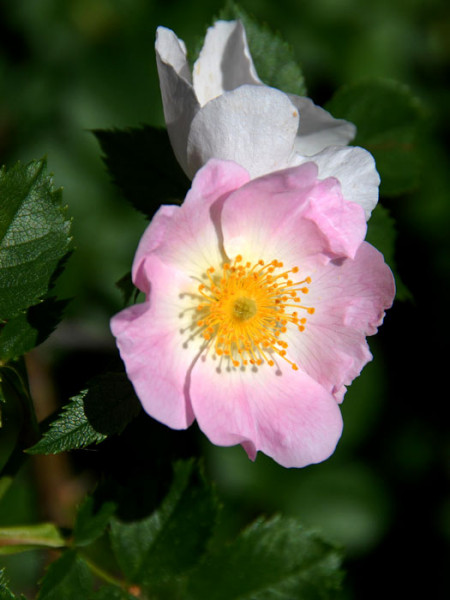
[156,20,379,219]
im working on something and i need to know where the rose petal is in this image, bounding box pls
[301,176,367,259]
[219,162,366,266]
[111,258,198,429]
[291,96,356,155]
[186,85,299,179]
[288,241,395,402]
[291,146,380,220]
[189,357,343,468]
[145,159,250,276]
[132,205,178,293]
[155,27,200,175]
[193,20,261,106]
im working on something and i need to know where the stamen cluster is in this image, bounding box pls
[195,255,314,370]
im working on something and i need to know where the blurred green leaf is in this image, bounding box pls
[0,159,72,321]
[0,298,69,362]
[73,496,117,548]
[186,515,343,600]
[94,126,190,219]
[0,523,65,555]
[326,79,424,196]
[110,460,219,592]
[218,2,307,96]
[366,204,411,300]
[37,550,93,600]
[115,272,139,307]
[27,372,141,455]
[89,586,136,600]
[0,568,26,599]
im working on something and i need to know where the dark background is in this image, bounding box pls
[0,0,449,597]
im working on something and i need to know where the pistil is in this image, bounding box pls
[195,255,314,370]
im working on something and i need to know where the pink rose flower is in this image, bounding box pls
[111,160,395,467]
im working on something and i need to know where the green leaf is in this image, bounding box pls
[186,515,344,600]
[37,550,93,600]
[90,586,136,600]
[27,372,141,455]
[0,523,65,555]
[326,79,424,196]
[94,126,190,219]
[26,393,105,454]
[0,298,69,361]
[0,362,38,497]
[110,460,219,591]
[115,272,140,307]
[366,204,411,301]
[218,2,306,96]
[0,569,26,600]
[0,159,72,320]
[0,379,23,471]
[73,495,117,548]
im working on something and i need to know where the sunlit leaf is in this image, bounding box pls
[0,159,72,320]
[0,523,65,555]
[27,372,141,455]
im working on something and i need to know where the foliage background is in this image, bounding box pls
[0,0,449,597]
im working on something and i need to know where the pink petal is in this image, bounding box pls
[132,205,178,293]
[138,160,250,281]
[298,146,380,221]
[301,177,367,259]
[290,242,395,402]
[220,162,366,266]
[111,257,198,429]
[189,359,343,468]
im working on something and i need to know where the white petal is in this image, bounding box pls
[155,27,200,175]
[291,146,380,220]
[186,84,299,179]
[155,26,192,82]
[290,96,356,156]
[193,20,261,106]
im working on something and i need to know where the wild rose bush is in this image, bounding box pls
[0,4,427,598]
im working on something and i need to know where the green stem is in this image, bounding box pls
[0,360,41,490]
[2,359,39,438]
[80,553,128,590]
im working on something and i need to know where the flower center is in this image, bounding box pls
[195,255,314,370]
[232,297,257,321]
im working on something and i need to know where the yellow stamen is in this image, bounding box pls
[191,255,315,370]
